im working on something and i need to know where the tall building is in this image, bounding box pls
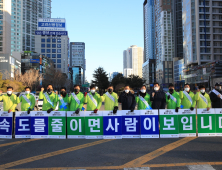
[143,0,156,86]
[183,0,222,67]
[11,0,23,54]
[173,0,184,87]
[182,0,222,88]
[154,0,174,88]
[70,42,86,85]
[1,0,11,55]
[0,0,21,79]
[22,0,51,52]
[35,31,69,75]
[123,45,144,78]
[173,0,183,59]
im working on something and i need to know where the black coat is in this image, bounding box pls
[118,91,136,110]
[150,90,166,109]
[210,90,222,108]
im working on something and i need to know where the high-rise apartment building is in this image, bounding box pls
[183,0,222,67]
[1,0,11,55]
[11,0,23,54]
[154,0,174,87]
[22,0,51,52]
[143,0,156,86]
[123,45,144,78]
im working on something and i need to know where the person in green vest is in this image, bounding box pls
[69,84,84,113]
[135,85,152,110]
[179,83,196,110]
[57,87,70,111]
[195,84,211,110]
[166,83,181,112]
[0,86,18,113]
[39,84,58,113]
[17,87,35,113]
[101,85,118,113]
[84,84,102,112]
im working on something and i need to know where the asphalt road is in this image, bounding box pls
[0,137,222,170]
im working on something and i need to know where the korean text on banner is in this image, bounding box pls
[122,110,140,138]
[67,111,85,139]
[15,112,31,138]
[0,112,13,139]
[197,109,216,137]
[140,109,159,138]
[159,109,179,138]
[84,111,103,139]
[103,111,122,139]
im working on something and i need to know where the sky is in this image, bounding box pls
[52,0,144,83]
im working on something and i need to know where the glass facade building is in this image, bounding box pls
[143,0,156,85]
[154,0,174,86]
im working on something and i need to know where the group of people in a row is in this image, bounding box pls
[0,82,221,114]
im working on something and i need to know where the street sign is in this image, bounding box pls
[178,109,196,137]
[159,109,179,138]
[0,112,13,139]
[84,111,103,139]
[67,111,85,139]
[140,110,159,138]
[122,110,140,138]
[30,111,48,139]
[15,112,31,138]
[82,83,90,88]
[48,111,66,139]
[103,111,122,139]
[197,109,216,137]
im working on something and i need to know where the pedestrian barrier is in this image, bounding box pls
[0,109,221,139]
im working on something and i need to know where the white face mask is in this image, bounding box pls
[185,88,190,92]
[141,89,146,93]
[7,91,12,94]
[154,87,159,91]
[216,86,221,90]
[125,90,129,93]
[25,91,30,94]
[200,89,205,93]
[91,90,95,93]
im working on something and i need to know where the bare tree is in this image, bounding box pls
[14,69,40,90]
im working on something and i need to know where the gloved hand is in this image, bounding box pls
[94,109,98,113]
[47,108,53,113]
[130,108,134,112]
[168,95,170,100]
[84,92,87,97]
[27,108,32,114]
[190,107,194,111]
[113,106,118,114]
[175,107,179,112]
[75,108,80,114]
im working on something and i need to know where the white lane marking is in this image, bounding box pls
[187,164,215,170]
